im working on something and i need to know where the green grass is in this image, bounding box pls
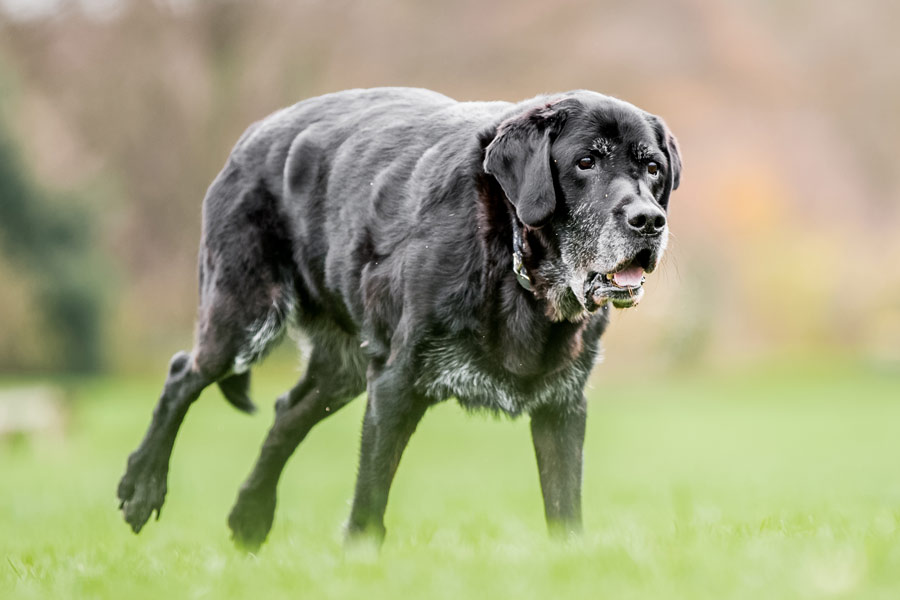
[2,360,900,599]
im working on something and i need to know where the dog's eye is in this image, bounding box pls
[647,162,659,176]
[577,156,595,170]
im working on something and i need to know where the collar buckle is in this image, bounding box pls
[511,222,533,292]
[512,248,533,291]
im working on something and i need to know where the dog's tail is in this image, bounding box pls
[218,371,257,414]
[216,275,298,415]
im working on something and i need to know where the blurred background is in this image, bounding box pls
[0,0,898,376]
[2,3,900,597]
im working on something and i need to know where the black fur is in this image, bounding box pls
[117,87,681,548]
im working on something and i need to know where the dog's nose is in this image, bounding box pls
[624,201,666,236]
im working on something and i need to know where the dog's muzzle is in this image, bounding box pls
[582,245,661,311]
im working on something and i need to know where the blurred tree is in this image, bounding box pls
[0,111,106,372]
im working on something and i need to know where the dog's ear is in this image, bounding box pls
[666,128,682,193]
[648,114,682,206]
[483,104,567,228]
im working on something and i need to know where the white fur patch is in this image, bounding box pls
[415,339,596,416]
[233,290,297,373]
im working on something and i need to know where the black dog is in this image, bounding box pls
[117,87,681,550]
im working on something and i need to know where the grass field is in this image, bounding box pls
[2,358,900,599]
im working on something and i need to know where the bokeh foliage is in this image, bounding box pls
[0,0,898,372]
[0,91,106,372]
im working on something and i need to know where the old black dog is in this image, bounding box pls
[117,87,681,550]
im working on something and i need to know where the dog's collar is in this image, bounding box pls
[511,219,533,292]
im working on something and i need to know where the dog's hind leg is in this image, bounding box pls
[118,169,297,533]
[228,342,366,551]
[117,289,293,533]
[117,350,215,532]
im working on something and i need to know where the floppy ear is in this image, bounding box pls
[649,114,682,206]
[483,105,566,228]
[666,129,682,192]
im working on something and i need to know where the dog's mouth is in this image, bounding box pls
[583,249,654,310]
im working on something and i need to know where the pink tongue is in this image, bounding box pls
[612,265,644,287]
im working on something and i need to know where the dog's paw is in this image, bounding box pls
[227,489,276,553]
[117,454,168,534]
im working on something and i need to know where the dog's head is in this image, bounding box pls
[484,91,682,320]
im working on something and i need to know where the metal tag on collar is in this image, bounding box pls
[513,249,533,291]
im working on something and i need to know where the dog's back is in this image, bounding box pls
[200,88,512,366]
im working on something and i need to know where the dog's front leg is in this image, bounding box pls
[346,367,427,544]
[529,394,587,536]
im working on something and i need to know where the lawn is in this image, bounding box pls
[2,359,900,599]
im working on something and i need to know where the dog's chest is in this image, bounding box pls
[414,338,597,416]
